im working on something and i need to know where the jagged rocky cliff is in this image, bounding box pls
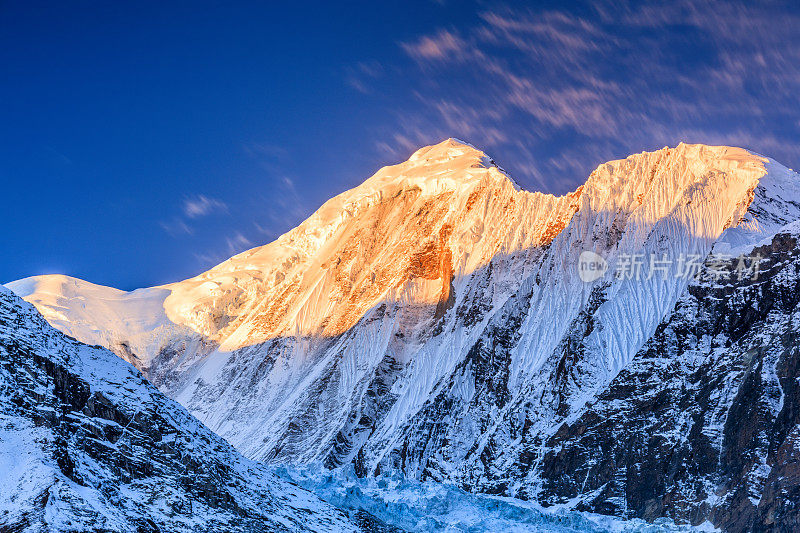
[9,139,800,530]
[536,226,800,532]
[0,286,367,532]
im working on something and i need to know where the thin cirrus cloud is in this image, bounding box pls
[162,194,248,268]
[360,0,800,193]
[191,232,253,271]
[182,194,228,219]
[159,218,194,237]
[225,232,253,256]
[242,141,313,241]
[400,29,468,61]
[177,146,315,270]
[160,194,228,237]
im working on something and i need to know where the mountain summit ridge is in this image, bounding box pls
[7,140,800,530]
[9,140,774,353]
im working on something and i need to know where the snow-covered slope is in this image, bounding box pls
[9,139,800,529]
[7,276,201,374]
[0,285,367,532]
[534,221,800,531]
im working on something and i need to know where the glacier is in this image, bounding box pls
[277,464,713,533]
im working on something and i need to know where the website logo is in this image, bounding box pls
[578,250,609,282]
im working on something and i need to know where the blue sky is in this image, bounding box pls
[2,0,799,290]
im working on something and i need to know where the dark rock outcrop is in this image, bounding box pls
[0,288,362,532]
[536,232,800,531]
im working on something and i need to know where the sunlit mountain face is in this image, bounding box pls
[4,2,800,531]
[8,139,800,531]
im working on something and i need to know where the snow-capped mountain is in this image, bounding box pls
[2,284,691,533]
[9,139,800,530]
[0,285,372,532]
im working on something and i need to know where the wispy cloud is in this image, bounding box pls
[161,193,229,241]
[241,141,314,241]
[182,194,228,219]
[369,0,800,192]
[162,141,314,269]
[345,61,385,94]
[249,175,311,240]
[160,218,194,237]
[401,30,468,61]
[225,232,253,255]
[193,251,225,269]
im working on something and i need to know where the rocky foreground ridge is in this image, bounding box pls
[0,286,375,532]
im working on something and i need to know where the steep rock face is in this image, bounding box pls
[8,140,800,530]
[352,143,792,485]
[532,227,800,532]
[0,286,364,532]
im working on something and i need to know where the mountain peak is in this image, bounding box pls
[407,137,482,162]
[13,142,794,353]
[362,137,512,196]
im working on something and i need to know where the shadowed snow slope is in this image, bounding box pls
[8,139,800,530]
[0,286,366,532]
